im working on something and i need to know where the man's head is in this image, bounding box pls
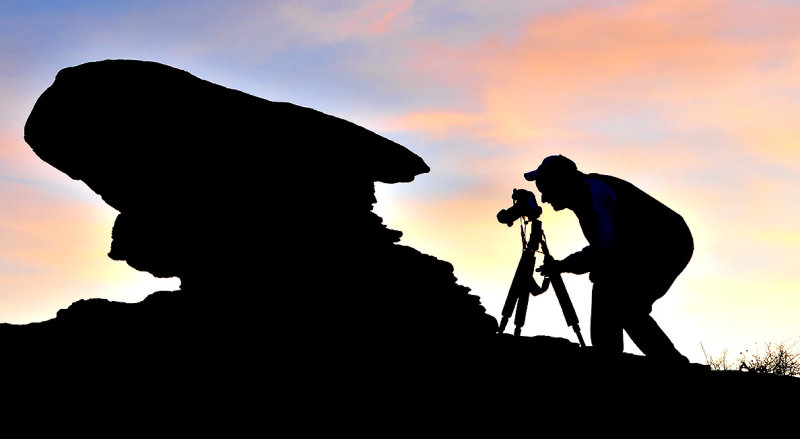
[524,155,582,211]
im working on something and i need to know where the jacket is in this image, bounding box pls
[560,173,693,283]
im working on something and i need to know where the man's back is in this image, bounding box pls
[578,173,693,274]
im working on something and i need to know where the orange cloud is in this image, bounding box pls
[391,0,800,160]
[0,172,179,324]
[385,110,484,139]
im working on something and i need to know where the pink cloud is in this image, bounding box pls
[0,129,66,183]
[279,0,414,43]
[355,0,414,35]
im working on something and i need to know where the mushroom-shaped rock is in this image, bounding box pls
[24,60,496,349]
[25,60,429,282]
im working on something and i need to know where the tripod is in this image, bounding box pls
[498,218,587,348]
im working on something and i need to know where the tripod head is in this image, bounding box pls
[496,188,542,227]
[497,188,545,259]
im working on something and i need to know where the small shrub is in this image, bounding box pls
[701,343,735,371]
[702,338,800,377]
[737,339,800,377]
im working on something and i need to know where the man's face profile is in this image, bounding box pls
[536,176,568,211]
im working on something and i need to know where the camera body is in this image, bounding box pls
[496,188,543,227]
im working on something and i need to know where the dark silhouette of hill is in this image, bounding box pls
[9,60,799,421]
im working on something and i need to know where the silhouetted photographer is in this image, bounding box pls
[526,155,693,363]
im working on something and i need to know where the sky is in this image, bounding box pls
[2,0,800,364]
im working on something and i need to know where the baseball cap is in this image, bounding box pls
[523,155,577,181]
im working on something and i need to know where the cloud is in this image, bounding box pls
[278,0,415,44]
[386,0,800,160]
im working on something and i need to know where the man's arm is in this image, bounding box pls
[537,245,594,276]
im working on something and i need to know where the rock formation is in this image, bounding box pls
[19,59,497,370]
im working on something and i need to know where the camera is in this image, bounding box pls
[496,188,543,227]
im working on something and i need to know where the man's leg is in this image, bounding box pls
[624,312,688,363]
[624,251,691,363]
[592,280,687,362]
[590,284,624,353]
[622,272,687,362]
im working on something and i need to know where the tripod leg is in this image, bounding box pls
[573,324,587,348]
[541,241,587,347]
[499,285,518,334]
[513,284,529,336]
[499,249,537,335]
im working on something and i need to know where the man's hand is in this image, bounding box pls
[536,258,564,277]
